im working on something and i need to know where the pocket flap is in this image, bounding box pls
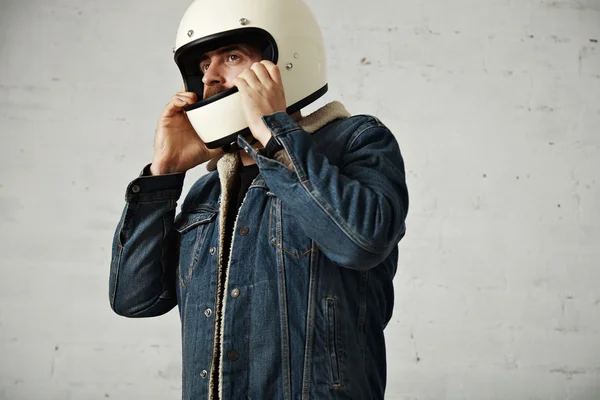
[174,208,218,234]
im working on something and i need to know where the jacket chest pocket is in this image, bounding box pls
[174,207,218,286]
[269,197,312,259]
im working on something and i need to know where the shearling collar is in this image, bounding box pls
[207,101,350,173]
[296,100,351,134]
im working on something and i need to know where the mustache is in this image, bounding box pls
[203,84,228,99]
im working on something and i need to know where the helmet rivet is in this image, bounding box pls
[239,18,249,26]
[286,63,293,71]
[294,53,299,59]
[187,30,194,37]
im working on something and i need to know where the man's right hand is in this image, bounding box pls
[150,92,223,175]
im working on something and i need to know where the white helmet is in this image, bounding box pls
[174,0,328,149]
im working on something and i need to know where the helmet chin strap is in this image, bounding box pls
[221,136,259,153]
[221,142,239,153]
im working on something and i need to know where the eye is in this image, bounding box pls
[227,54,240,62]
[200,62,210,73]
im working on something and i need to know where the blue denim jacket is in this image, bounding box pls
[109,102,409,400]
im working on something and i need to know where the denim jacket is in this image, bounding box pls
[109,101,409,400]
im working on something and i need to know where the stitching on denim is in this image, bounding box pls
[159,200,169,293]
[269,199,312,259]
[117,203,131,248]
[301,242,318,400]
[269,241,312,259]
[181,292,188,397]
[110,203,131,310]
[276,126,304,136]
[109,245,123,309]
[112,200,180,317]
[346,117,385,150]
[302,185,379,255]
[273,197,292,400]
[357,271,369,363]
[178,223,210,287]
[288,125,388,254]
[127,189,182,203]
[277,136,306,183]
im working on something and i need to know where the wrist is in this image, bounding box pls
[150,161,178,176]
[253,125,273,147]
[260,135,284,159]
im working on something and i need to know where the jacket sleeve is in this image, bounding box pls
[108,165,185,317]
[243,112,409,270]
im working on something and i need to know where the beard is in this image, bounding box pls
[204,84,228,99]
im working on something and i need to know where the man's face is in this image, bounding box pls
[200,44,263,99]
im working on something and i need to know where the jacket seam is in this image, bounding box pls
[301,184,381,255]
[301,242,319,400]
[347,119,385,150]
[273,198,293,400]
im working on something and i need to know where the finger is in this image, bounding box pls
[232,76,250,92]
[237,69,261,90]
[163,103,183,118]
[250,62,273,86]
[162,95,193,118]
[261,60,282,86]
[174,94,196,106]
[177,92,198,102]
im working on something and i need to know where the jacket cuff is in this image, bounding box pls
[262,112,302,136]
[236,112,301,162]
[125,163,186,202]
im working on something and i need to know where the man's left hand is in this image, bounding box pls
[233,61,287,146]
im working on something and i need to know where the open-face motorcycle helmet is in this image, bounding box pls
[174,0,328,149]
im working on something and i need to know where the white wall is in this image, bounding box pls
[1,0,599,399]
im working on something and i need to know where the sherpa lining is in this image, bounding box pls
[208,150,240,400]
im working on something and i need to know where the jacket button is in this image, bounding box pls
[239,226,249,235]
[227,350,239,361]
[209,247,216,255]
[200,370,208,378]
[231,288,240,298]
[131,185,140,193]
[204,308,212,318]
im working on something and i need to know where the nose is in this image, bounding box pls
[202,62,224,86]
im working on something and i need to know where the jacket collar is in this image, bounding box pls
[209,101,350,173]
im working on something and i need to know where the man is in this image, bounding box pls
[109,0,409,399]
